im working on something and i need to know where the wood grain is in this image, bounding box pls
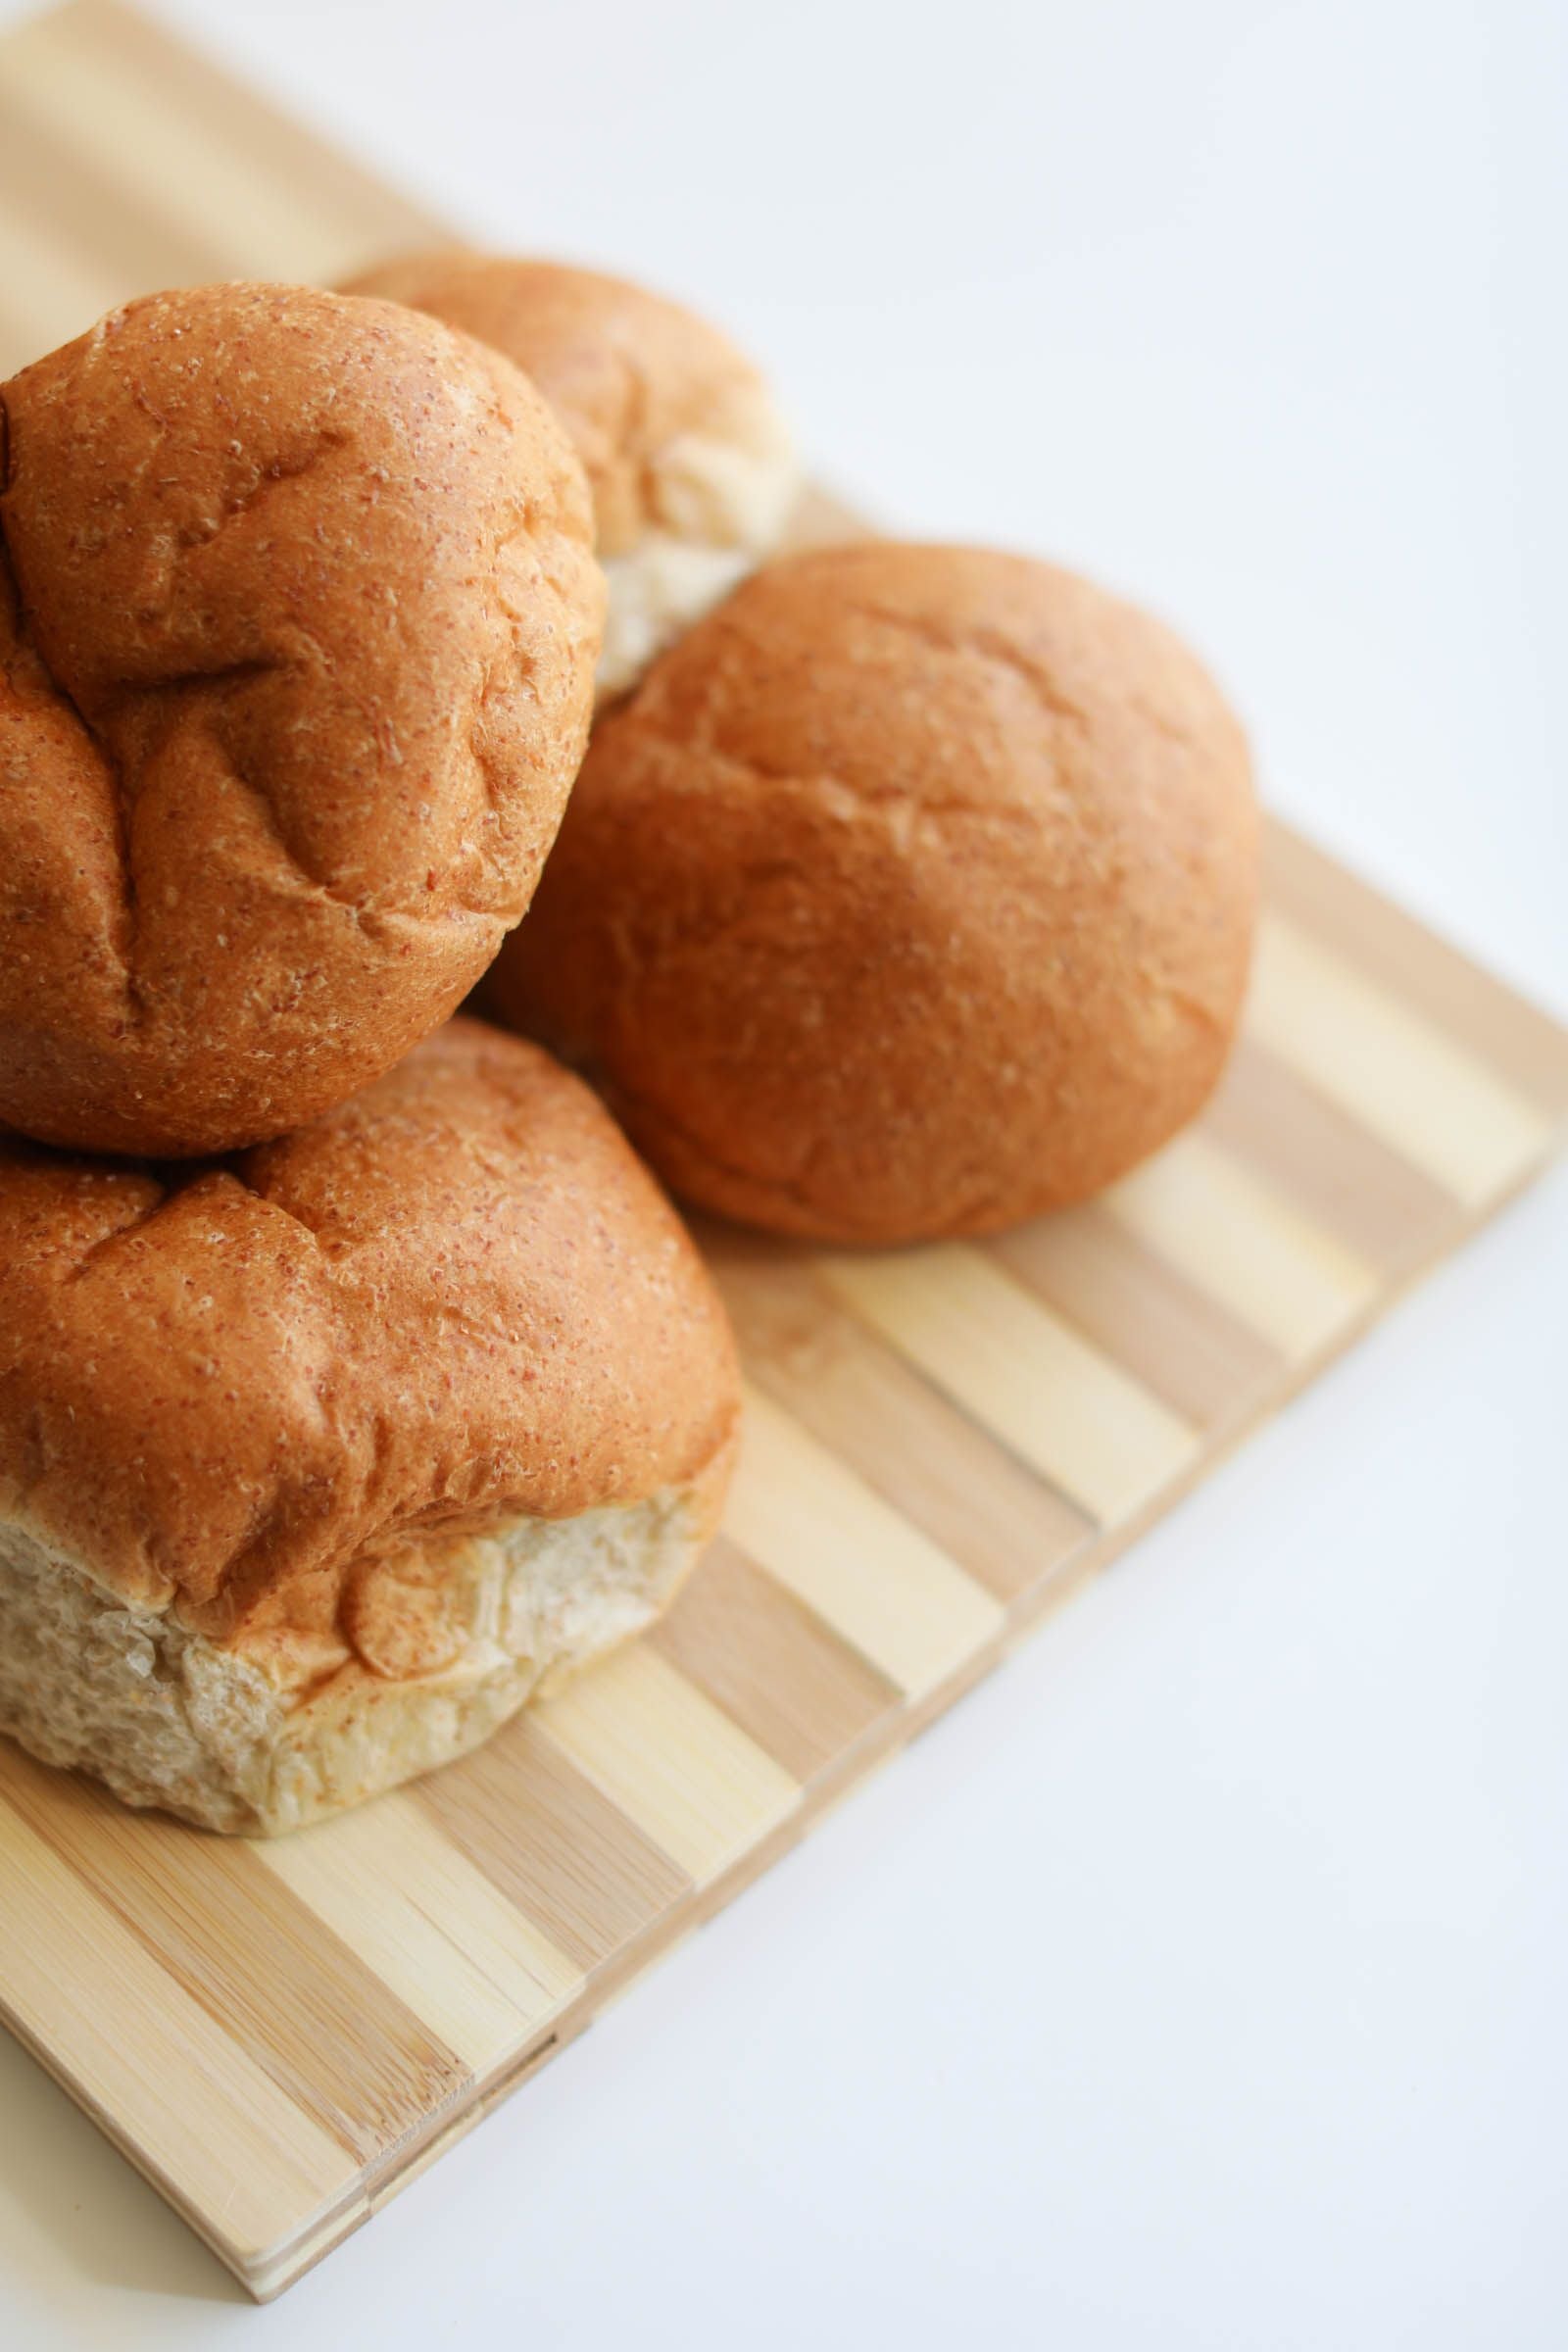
[726,1385,1005,1697]
[1249,914,1554,1206]
[0,1774,361,2269]
[530,1643,802,1886]
[1263,821,1568,1117]
[707,1237,1094,1599]
[414,1717,691,1974]
[0,0,1564,2304]
[650,1540,902,1782]
[0,1748,466,2166]
[990,1202,1283,1430]
[253,1793,582,2073]
[1202,1036,1463,1274]
[1102,1131,1378,1359]
[819,1246,1200,1524]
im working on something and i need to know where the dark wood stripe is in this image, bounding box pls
[74,0,447,254]
[650,1539,901,1783]
[416,1715,689,1975]
[0,1742,465,2163]
[989,1202,1281,1429]
[0,85,235,311]
[705,1230,1093,1601]
[1206,1033,1463,1272]
[1264,819,1568,1118]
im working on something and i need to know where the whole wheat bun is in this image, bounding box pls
[341,253,798,700]
[0,283,604,1159]
[0,1019,739,1834]
[487,541,1260,1244]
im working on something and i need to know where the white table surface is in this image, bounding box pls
[1,2,1564,2344]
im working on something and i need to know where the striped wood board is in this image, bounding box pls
[2,0,1566,2304]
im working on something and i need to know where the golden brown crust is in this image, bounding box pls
[0,283,604,1157]
[0,1017,740,1686]
[487,541,1260,1243]
[341,252,775,556]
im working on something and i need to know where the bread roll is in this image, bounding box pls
[0,1019,739,1834]
[0,283,604,1158]
[487,541,1259,1244]
[342,253,797,699]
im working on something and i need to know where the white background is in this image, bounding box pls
[1,1,1565,2345]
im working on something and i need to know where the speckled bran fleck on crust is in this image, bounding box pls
[0,1020,739,1832]
[0,283,605,1157]
[488,541,1261,1244]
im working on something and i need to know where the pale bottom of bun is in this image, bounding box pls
[599,537,759,701]
[0,1476,721,1837]
[597,414,799,700]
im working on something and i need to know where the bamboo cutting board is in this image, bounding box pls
[2,0,1566,2304]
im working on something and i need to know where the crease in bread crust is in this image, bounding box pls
[0,284,604,1156]
[0,1476,719,1836]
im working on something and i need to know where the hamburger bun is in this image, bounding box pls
[0,1019,739,1835]
[0,283,604,1159]
[342,253,797,699]
[487,541,1259,1244]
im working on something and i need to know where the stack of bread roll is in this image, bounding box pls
[0,258,1256,1836]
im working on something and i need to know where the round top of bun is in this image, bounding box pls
[0,1017,739,1689]
[342,253,798,697]
[342,251,789,556]
[0,282,604,1158]
[488,540,1259,1244]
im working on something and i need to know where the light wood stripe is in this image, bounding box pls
[416,1716,690,1974]
[0,83,232,317]
[531,1644,801,1886]
[253,1791,581,2074]
[1,1751,467,2163]
[991,1201,1283,1428]
[0,201,125,368]
[651,1539,901,1782]
[1266,820,1568,1118]
[2,9,394,286]
[1204,1034,1463,1272]
[819,1246,1200,1525]
[726,1384,1004,1696]
[1249,913,1554,1208]
[0,1779,357,2265]
[1103,1131,1378,1361]
[708,1232,1092,1600]
[82,0,442,256]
